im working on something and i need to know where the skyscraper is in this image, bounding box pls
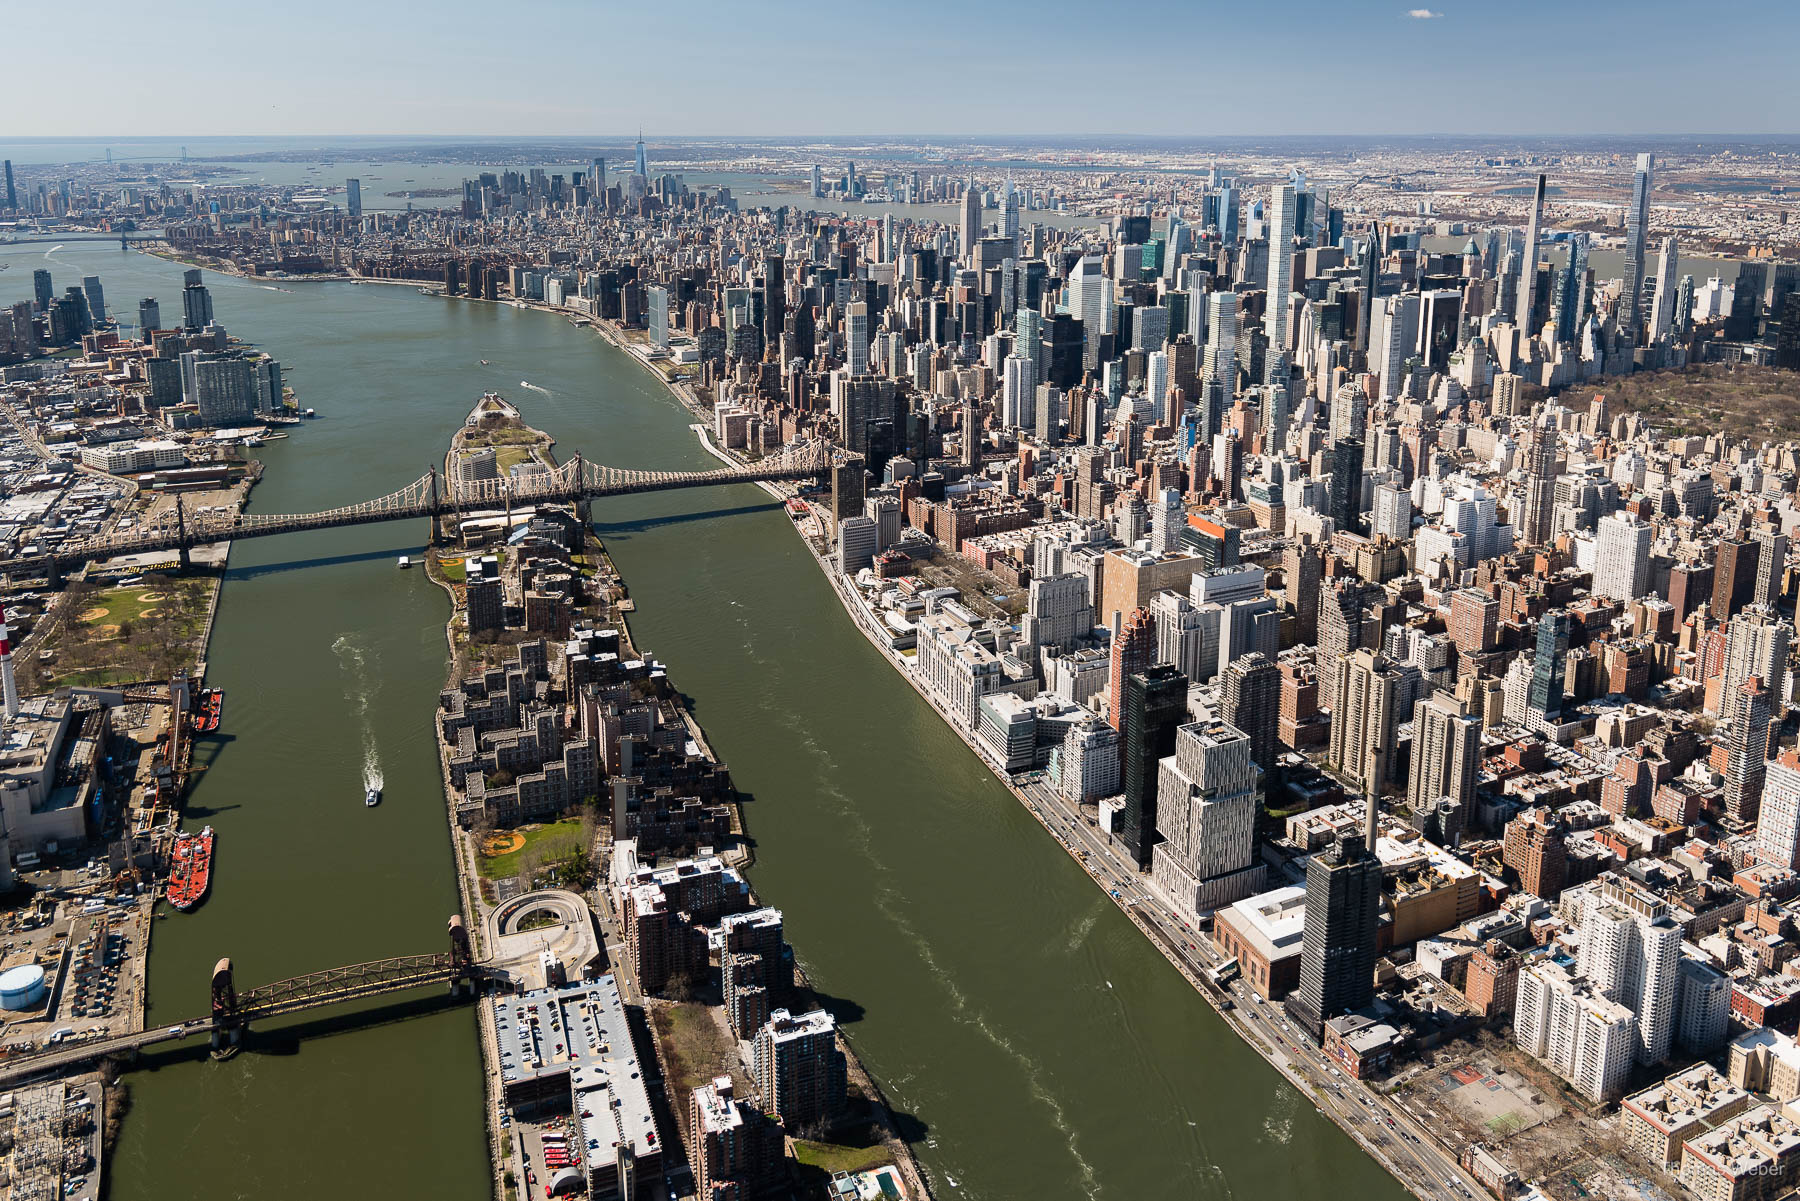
[761,253,785,352]
[1109,608,1156,732]
[1594,512,1652,602]
[80,275,105,327]
[1119,665,1188,870]
[960,184,982,260]
[2,159,14,211]
[1515,173,1546,335]
[1203,291,1238,387]
[345,177,362,219]
[1149,720,1266,919]
[137,297,160,333]
[32,268,52,312]
[1220,653,1279,779]
[634,131,648,178]
[1265,184,1295,351]
[1286,830,1382,1041]
[1714,537,1761,621]
[1517,418,1558,547]
[1721,605,1789,724]
[1328,438,1363,535]
[845,302,869,376]
[1355,222,1380,356]
[750,1009,846,1129]
[1725,678,1772,825]
[1621,154,1654,338]
[1328,649,1401,796]
[180,268,213,330]
[1407,692,1481,822]
[1648,235,1680,342]
[1528,610,1572,724]
[1759,751,1800,871]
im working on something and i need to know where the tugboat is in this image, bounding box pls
[365,786,381,808]
[167,827,215,912]
[194,688,223,734]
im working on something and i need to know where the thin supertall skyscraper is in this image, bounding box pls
[1621,153,1653,338]
[1515,174,1545,335]
[1265,184,1295,352]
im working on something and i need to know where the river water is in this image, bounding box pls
[0,242,1405,1201]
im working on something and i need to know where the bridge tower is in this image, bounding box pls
[427,465,441,545]
[209,956,242,1058]
[174,495,191,573]
[448,914,476,996]
[572,453,591,527]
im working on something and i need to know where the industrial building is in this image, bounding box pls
[492,974,661,1200]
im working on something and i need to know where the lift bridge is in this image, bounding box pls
[0,916,491,1085]
[0,441,847,580]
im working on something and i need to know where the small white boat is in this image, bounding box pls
[397,555,412,569]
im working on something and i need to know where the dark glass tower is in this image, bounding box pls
[1528,609,1571,721]
[1285,831,1383,1042]
[1119,665,1188,869]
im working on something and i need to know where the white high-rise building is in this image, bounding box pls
[1593,512,1652,602]
[1649,235,1680,343]
[846,302,870,375]
[1265,184,1295,351]
[1001,354,1036,429]
[1145,350,1169,411]
[1203,292,1238,386]
[1150,488,1183,555]
[1565,876,1683,1066]
[1149,591,1206,681]
[647,285,670,349]
[1067,256,1108,371]
[1060,719,1120,804]
[1721,606,1790,720]
[1406,692,1481,818]
[1021,573,1093,663]
[1759,751,1800,871]
[1515,961,1636,1103]
[1372,483,1412,540]
[1377,294,1421,401]
[1149,720,1266,921]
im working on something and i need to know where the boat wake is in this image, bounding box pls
[43,245,63,258]
[332,633,383,795]
[519,380,551,396]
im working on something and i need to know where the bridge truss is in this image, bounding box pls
[2,440,844,578]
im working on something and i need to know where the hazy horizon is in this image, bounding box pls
[10,0,1797,142]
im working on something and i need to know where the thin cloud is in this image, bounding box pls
[1406,8,1443,16]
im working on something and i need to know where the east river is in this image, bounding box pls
[0,241,1406,1201]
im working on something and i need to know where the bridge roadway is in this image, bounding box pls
[0,441,844,579]
[0,952,490,1087]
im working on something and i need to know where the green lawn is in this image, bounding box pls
[792,1140,892,1176]
[436,556,467,581]
[476,817,588,879]
[495,445,534,471]
[77,587,165,629]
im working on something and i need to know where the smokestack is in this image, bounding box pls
[1363,788,1378,857]
[0,621,18,719]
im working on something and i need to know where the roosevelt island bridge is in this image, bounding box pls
[1,440,852,581]
[0,916,490,1086]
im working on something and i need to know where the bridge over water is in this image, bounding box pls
[0,917,489,1086]
[1,441,847,579]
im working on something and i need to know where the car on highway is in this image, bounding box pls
[166,1025,184,1037]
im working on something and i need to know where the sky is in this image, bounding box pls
[4,0,1796,140]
